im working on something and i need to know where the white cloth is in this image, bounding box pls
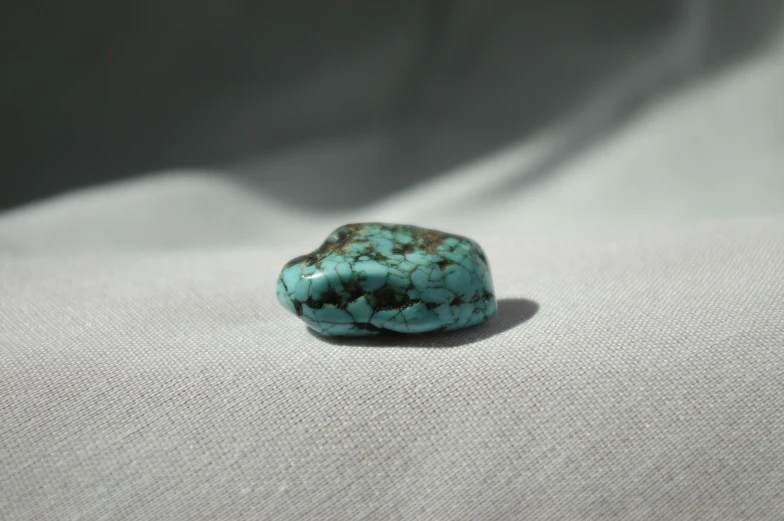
[2,216,783,520]
[1,19,783,521]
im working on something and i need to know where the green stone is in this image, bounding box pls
[276,223,497,336]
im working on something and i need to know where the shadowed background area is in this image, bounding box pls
[1,0,782,211]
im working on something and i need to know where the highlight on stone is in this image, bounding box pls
[276,223,497,336]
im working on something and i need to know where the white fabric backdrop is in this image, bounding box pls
[1,20,783,521]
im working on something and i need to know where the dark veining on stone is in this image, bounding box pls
[276,223,497,336]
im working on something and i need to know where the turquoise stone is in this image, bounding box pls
[276,223,497,336]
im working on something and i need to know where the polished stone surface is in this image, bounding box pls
[276,223,497,336]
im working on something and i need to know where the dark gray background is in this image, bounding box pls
[1,0,781,211]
